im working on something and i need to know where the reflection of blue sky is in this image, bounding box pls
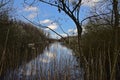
[39,52,56,63]
[4,43,84,80]
[9,43,80,79]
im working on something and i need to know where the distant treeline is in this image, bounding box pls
[62,20,120,80]
[0,13,49,77]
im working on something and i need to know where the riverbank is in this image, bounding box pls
[0,20,50,78]
[62,34,120,80]
[0,42,48,77]
[1,42,83,80]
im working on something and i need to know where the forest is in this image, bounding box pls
[0,0,120,80]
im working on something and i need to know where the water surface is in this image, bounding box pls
[5,42,83,80]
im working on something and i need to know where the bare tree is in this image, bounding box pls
[24,0,82,46]
[84,0,120,80]
[0,0,10,8]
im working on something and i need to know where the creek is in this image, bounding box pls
[4,42,83,80]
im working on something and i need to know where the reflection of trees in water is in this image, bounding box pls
[0,42,48,79]
[3,43,83,80]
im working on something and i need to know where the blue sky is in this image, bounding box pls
[13,0,99,39]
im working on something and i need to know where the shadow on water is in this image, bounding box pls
[2,42,84,80]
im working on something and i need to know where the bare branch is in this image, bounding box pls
[60,0,73,14]
[0,0,10,8]
[23,16,65,39]
[59,25,69,37]
[72,0,82,13]
[81,12,111,25]
[38,0,60,8]
[24,0,36,6]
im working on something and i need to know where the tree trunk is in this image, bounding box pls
[110,0,119,80]
[113,0,119,49]
[76,23,82,56]
[76,23,89,80]
[77,24,82,44]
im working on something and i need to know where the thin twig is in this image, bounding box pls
[81,12,111,25]
[23,16,65,39]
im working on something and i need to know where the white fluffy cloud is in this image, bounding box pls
[40,19,58,30]
[74,28,77,33]
[24,6,38,12]
[68,28,77,35]
[51,33,67,39]
[40,19,52,24]
[61,33,68,37]
[68,29,73,33]
[24,6,38,19]
[82,0,100,7]
[28,13,37,19]
[69,0,100,7]
[48,23,58,30]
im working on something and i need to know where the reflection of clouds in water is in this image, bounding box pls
[25,68,36,76]
[19,63,37,76]
[51,43,73,56]
[18,51,57,76]
[39,52,56,63]
[61,47,73,55]
[10,42,81,79]
[45,52,56,59]
[67,52,72,55]
[39,58,50,63]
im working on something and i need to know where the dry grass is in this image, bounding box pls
[0,43,83,80]
[65,38,120,80]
